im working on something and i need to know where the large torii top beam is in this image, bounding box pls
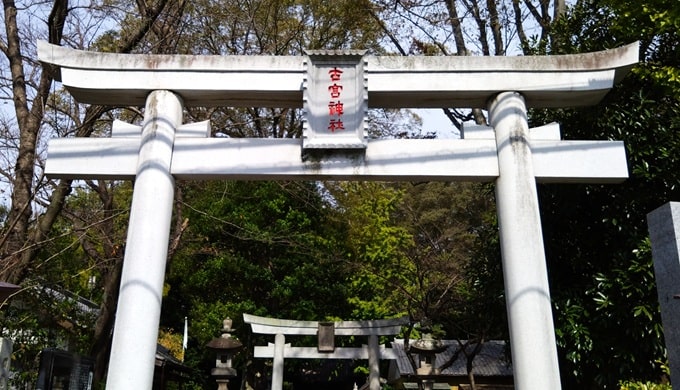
[39,41,638,184]
[39,41,638,109]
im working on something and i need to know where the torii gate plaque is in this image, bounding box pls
[39,41,638,390]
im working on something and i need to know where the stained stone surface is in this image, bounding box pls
[648,202,680,388]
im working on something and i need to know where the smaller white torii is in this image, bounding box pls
[244,314,409,390]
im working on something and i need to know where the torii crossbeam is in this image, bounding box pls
[38,41,638,390]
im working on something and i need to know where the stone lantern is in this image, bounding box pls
[410,327,447,390]
[206,318,243,390]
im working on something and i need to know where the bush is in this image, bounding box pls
[619,361,671,390]
[619,382,671,390]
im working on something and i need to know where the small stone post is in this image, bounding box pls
[0,338,11,390]
[0,282,19,390]
[647,202,680,388]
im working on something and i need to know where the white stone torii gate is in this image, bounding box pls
[244,314,410,390]
[38,41,638,390]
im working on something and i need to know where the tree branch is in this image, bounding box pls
[118,0,170,53]
[513,0,531,54]
[445,0,469,56]
[487,0,504,55]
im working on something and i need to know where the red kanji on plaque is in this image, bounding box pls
[328,67,343,81]
[328,101,344,116]
[327,67,344,129]
[328,119,345,132]
[328,83,343,98]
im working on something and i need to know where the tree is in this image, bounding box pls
[601,0,680,95]
[0,0,185,283]
[395,182,502,390]
[365,1,676,387]
[1,1,192,386]
[55,182,133,384]
[163,180,354,389]
[1,0,70,284]
[326,181,417,322]
[529,1,679,387]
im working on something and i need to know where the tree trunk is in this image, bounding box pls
[487,0,504,55]
[445,0,469,56]
[0,0,68,284]
[467,364,477,390]
[89,253,123,386]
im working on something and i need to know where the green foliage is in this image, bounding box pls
[158,328,185,361]
[553,0,680,95]
[164,179,499,386]
[619,381,671,390]
[167,180,348,318]
[620,362,671,390]
[602,0,680,41]
[529,1,680,385]
[163,181,354,385]
[327,181,413,319]
[326,180,503,342]
[1,286,98,388]
[396,182,503,340]
[0,180,133,386]
[3,308,50,387]
[14,1,680,388]
[4,0,392,387]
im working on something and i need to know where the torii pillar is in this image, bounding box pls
[490,92,560,388]
[37,41,638,390]
[105,90,182,389]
